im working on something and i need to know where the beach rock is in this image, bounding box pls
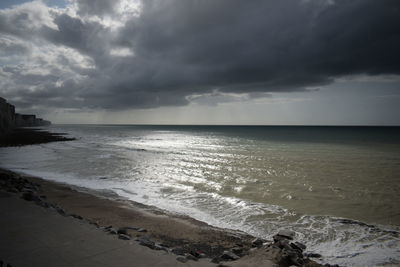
[108,228,118,235]
[103,225,113,231]
[138,237,156,249]
[287,250,304,266]
[54,206,66,216]
[153,244,169,252]
[197,253,207,258]
[176,256,188,263]
[123,226,140,231]
[304,253,322,258]
[231,247,243,255]
[273,235,287,242]
[118,234,131,240]
[70,214,83,220]
[137,228,147,232]
[277,230,295,240]
[117,228,128,235]
[221,250,240,261]
[291,242,306,252]
[171,248,186,256]
[188,250,200,258]
[275,239,292,250]
[251,237,263,247]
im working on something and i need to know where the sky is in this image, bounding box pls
[0,0,399,125]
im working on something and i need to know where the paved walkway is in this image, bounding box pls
[0,192,213,267]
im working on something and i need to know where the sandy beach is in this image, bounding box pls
[0,128,336,266]
[0,167,329,267]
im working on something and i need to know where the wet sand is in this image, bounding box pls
[0,168,328,267]
[0,129,329,266]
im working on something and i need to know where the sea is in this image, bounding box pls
[1,125,399,267]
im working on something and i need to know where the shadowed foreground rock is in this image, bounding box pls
[0,128,75,147]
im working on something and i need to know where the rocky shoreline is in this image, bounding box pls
[0,127,338,266]
[0,127,75,147]
[0,167,339,267]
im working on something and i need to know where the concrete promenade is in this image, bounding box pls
[0,192,212,267]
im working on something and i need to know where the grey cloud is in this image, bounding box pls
[0,11,31,36]
[41,14,111,61]
[1,0,400,111]
[75,0,119,17]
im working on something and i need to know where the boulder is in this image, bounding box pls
[290,242,306,252]
[221,250,240,261]
[251,237,264,247]
[276,230,295,240]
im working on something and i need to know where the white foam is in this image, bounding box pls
[1,125,399,267]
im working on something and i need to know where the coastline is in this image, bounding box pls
[0,128,333,266]
[0,127,75,147]
[0,167,329,267]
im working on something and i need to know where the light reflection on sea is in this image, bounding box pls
[1,125,400,267]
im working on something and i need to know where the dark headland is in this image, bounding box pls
[0,97,75,147]
[0,97,334,267]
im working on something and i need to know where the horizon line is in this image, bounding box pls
[51,123,400,127]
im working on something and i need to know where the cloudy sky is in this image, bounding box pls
[0,0,399,125]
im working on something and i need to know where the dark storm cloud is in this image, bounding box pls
[1,0,400,110]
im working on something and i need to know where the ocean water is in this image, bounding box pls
[1,125,399,266]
